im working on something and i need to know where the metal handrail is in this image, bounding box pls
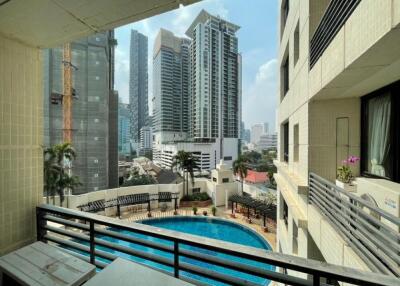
[36,204,399,286]
[309,172,400,277]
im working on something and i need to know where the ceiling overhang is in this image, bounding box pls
[0,0,200,48]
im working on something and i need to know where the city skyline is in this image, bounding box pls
[114,0,277,129]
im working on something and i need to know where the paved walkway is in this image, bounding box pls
[121,206,277,251]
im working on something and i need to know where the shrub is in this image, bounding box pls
[211,206,217,216]
[181,192,210,202]
[192,206,198,215]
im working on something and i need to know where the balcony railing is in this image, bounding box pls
[36,204,399,286]
[309,173,400,277]
[309,0,361,69]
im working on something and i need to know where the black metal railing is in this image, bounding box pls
[309,173,400,277]
[36,204,399,286]
[309,0,361,69]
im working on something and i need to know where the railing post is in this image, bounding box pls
[313,274,320,286]
[89,221,95,265]
[174,240,179,278]
[36,208,47,242]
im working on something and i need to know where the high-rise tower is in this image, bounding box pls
[43,31,118,194]
[153,29,191,141]
[186,10,241,162]
[129,30,148,145]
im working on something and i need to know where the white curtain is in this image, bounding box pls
[368,92,391,177]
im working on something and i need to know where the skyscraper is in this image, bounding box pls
[43,31,117,194]
[152,29,190,140]
[129,29,148,145]
[118,102,131,156]
[186,10,241,162]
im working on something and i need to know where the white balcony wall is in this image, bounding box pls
[0,35,43,255]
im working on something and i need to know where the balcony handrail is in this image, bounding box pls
[309,172,400,277]
[36,204,399,286]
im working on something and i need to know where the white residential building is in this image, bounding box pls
[257,133,277,151]
[186,10,241,163]
[251,124,263,144]
[276,0,400,280]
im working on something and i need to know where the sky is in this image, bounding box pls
[114,0,278,132]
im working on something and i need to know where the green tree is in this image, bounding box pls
[172,150,199,196]
[43,143,81,206]
[233,155,249,195]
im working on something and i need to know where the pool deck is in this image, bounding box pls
[120,206,277,251]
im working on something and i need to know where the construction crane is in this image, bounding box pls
[62,42,73,143]
[51,43,78,142]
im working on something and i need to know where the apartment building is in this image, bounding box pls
[152,29,191,139]
[129,29,149,144]
[276,0,400,279]
[186,10,241,164]
[43,31,118,194]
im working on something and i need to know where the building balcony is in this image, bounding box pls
[30,203,398,286]
[308,0,400,101]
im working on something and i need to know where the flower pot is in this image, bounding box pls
[335,180,357,193]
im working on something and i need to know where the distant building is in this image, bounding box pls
[43,31,117,194]
[257,133,277,151]
[140,126,152,150]
[243,129,251,143]
[251,124,263,144]
[263,122,269,135]
[118,102,131,155]
[129,29,148,144]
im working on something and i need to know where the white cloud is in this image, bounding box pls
[242,58,278,130]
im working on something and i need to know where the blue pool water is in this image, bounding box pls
[93,217,274,285]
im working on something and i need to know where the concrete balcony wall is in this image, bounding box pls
[307,204,370,274]
[0,35,43,255]
[309,98,360,182]
[309,0,399,100]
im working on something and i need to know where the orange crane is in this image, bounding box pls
[62,43,73,143]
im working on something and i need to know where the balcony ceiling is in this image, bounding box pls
[0,0,199,48]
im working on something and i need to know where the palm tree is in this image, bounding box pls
[43,142,80,205]
[172,150,199,196]
[184,155,199,196]
[233,155,249,195]
[58,173,82,206]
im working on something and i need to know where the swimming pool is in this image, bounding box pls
[95,217,274,285]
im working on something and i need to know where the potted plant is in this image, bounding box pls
[336,155,359,192]
[192,206,198,215]
[147,212,152,218]
[211,206,217,216]
[203,210,208,216]
[160,203,167,212]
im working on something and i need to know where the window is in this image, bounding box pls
[222,178,229,183]
[283,198,288,228]
[292,220,298,255]
[281,0,289,30]
[223,156,232,161]
[361,80,400,183]
[282,55,289,97]
[283,122,289,162]
[192,188,200,193]
[293,124,299,162]
[213,177,217,182]
[293,21,299,66]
